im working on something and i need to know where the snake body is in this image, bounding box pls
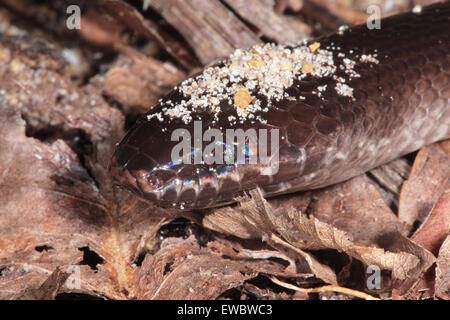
[110,2,450,210]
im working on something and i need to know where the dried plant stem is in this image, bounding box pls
[269,277,381,300]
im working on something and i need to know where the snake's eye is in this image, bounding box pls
[146,169,176,191]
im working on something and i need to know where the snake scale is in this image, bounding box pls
[110,2,450,210]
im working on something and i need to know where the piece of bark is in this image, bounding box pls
[78,12,125,49]
[147,0,258,65]
[103,51,186,113]
[223,0,311,44]
[1,0,82,37]
[413,0,443,6]
[300,0,350,30]
[274,0,304,13]
[313,0,410,25]
[187,0,260,49]
[98,0,201,69]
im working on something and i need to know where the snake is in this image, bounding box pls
[110,2,450,211]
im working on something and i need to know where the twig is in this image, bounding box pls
[269,276,381,300]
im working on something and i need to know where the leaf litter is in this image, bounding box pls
[0,0,449,300]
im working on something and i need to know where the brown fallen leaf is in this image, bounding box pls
[393,190,450,299]
[269,234,338,285]
[435,235,450,300]
[398,141,450,229]
[136,235,305,299]
[206,236,315,280]
[307,175,408,246]
[411,190,450,257]
[0,99,176,300]
[0,35,177,299]
[203,188,432,282]
[0,108,112,299]
[368,157,411,211]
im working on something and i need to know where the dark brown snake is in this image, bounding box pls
[110,2,450,211]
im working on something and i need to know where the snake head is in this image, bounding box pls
[110,107,283,210]
[110,111,244,210]
[110,115,196,210]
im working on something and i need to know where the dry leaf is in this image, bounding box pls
[393,190,450,299]
[435,235,450,299]
[136,235,301,299]
[1,0,448,300]
[398,141,450,228]
[202,184,434,281]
